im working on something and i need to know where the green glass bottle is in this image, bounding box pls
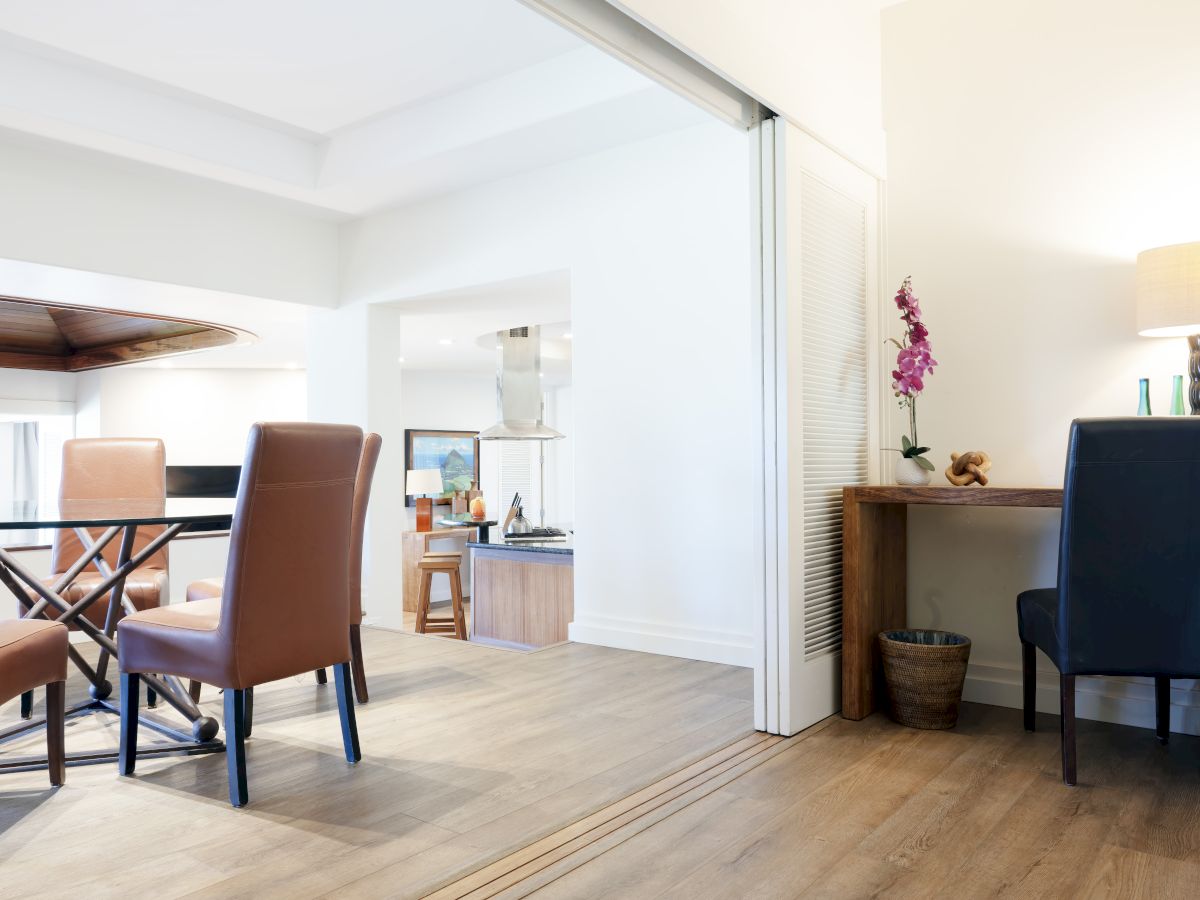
[1171,375,1185,415]
[1137,378,1152,416]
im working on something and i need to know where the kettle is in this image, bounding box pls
[507,506,533,535]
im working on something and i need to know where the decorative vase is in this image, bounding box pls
[1171,375,1186,415]
[1137,377,1152,416]
[895,456,932,486]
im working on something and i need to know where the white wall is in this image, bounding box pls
[75,367,307,464]
[336,121,754,665]
[545,385,574,525]
[610,0,885,175]
[883,0,1200,733]
[0,370,75,412]
[400,370,496,445]
[0,135,338,307]
[307,303,409,626]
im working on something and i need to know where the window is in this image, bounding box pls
[0,413,74,547]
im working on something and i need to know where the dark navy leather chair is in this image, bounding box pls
[1018,418,1200,785]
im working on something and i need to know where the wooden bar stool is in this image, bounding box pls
[416,552,466,639]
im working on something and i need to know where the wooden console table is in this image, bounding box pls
[841,485,1063,720]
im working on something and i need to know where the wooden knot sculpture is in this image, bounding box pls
[945,451,991,486]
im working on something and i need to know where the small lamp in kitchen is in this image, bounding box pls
[1137,241,1200,413]
[406,468,444,532]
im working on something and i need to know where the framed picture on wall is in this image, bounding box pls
[404,429,480,506]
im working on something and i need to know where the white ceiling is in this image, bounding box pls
[387,271,573,385]
[0,1,709,373]
[0,0,579,134]
[0,1,710,216]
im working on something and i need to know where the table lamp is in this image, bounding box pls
[406,468,444,532]
[1137,241,1200,413]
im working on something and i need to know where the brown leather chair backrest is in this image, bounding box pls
[219,422,362,685]
[349,433,382,626]
[50,438,168,576]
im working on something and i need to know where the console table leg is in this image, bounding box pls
[841,497,907,719]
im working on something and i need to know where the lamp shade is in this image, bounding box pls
[405,468,444,496]
[1137,241,1200,337]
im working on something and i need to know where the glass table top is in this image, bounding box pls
[0,498,237,530]
[436,513,498,528]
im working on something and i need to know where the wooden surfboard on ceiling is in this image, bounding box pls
[0,295,250,371]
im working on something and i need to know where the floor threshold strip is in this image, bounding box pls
[423,728,803,899]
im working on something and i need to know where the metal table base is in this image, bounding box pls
[0,510,234,774]
[0,695,224,772]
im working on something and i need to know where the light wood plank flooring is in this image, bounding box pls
[0,627,753,899]
[496,702,1200,899]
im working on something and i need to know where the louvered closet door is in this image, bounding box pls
[780,127,881,733]
[800,174,868,661]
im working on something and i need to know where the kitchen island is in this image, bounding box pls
[466,528,573,651]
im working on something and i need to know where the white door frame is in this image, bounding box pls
[749,117,781,732]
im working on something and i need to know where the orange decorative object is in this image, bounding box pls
[469,496,486,520]
[415,496,433,532]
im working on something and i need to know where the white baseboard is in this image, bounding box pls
[965,659,1200,737]
[568,613,753,668]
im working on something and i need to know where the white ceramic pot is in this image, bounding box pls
[895,456,932,486]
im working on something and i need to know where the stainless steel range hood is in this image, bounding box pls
[478,326,565,441]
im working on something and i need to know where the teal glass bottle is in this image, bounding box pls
[1171,375,1185,415]
[1137,378,1152,416]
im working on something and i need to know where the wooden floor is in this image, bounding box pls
[497,703,1200,899]
[7,639,1198,900]
[0,628,753,898]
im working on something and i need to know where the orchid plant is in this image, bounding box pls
[889,276,937,471]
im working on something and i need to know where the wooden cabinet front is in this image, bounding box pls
[470,550,573,650]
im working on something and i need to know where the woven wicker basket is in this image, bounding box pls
[878,630,971,729]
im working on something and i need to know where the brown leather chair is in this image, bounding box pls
[184,432,382,709]
[19,438,169,627]
[17,438,167,716]
[117,422,363,808]
[1,619,68,786]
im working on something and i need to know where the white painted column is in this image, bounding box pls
[307,302,407,629]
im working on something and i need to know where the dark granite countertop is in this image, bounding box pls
[467,526,574,555]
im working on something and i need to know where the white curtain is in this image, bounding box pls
[0,421,38,547]
[11,421,39,504]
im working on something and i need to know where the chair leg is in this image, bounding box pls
[46,681,65,788]
[1156,677,1170,745]
[349,624,368,704]
[1021,641,1036,732]
[315,668,328,685]
[1060,674,1076,786]
[20,689,33,719]
[119,672,140,776]
[244,686,254,739]
[188,679,202,703]
[224,688,249,808]
[333,661,361,764]
[147,683,157,709]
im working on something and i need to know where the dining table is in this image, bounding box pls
[0,497,236,771]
